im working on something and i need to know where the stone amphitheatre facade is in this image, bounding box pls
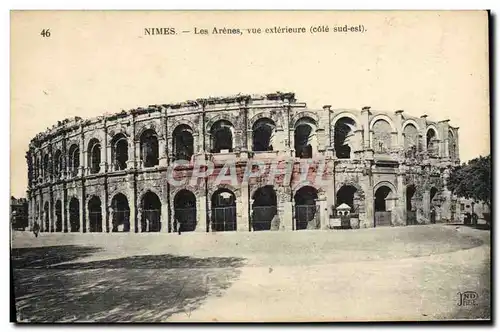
[26,92,461,234]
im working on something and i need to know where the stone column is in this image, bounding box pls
[159,137,168,167]
[79,135,85,177]
[396,171,406,226]
[362,173,374,228]
[238,184,250,232]
[422,190,430,224]
[196,193,208,232]
[318,194,328,229]
[394,110,404,149]
[102,196,108,233]
[161,199,169,232]
[62,194,68,232]
[361,107,373,160]
[418,115,428,158]
[79,193,85,233]
[289,127,295,157]
[277,187,292,231]
[246,129,253,152]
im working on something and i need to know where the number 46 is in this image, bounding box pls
[40,29,51,37]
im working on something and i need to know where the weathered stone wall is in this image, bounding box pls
[26,92,460,233]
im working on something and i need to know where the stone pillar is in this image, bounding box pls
[79,194,85,233]
[318,195,328,229]
[395,110,404,149]
[62,194,68,232]
[422,190,430,224]
[79,137,85,177]
[196,193,207,232]
[396,172,406,226]
[289,127,295,157]
[102,196,108,233]
[246,129,253,152]
[135,141,143,169]
[238,184,250,231]
[417,115,427,159]
[362,176,374,228]
[159,137,168,167]
[161,199,169,232]
[85,202,91,233]
[277,187,292,231]
[361,107,373,160]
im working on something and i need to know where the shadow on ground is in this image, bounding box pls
[11,245,102,269]
[12,245,246,322]
[444,223,491,231]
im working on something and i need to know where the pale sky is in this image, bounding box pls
[10,10,490,198]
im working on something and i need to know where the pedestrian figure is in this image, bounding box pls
[177,219,182,235]
[33,222,40,238]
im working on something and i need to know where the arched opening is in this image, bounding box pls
[141,191,161,232]
[43,154,50,180]
[430,187,438,224]
[173,125,195,161]
[403,124,419,158]
[69,197,80,232]
[372,119,392,154]
[88,196,102,232]
[374,185,393,226]
[334,118,356,159]
[426,128,437,156]
[43,202,50,232]
[252,118,275,152]
[406,185,417,225]
[53,150,63,179]
[294,117,316,158]
[336,185,358,213]
[174,190,197,232]
[111,193,130,232]
[211,188,237,231]
[55,200,62,232]
[111,134,128,171]
[140,129,159,167]
[68,145,80,177]
[210,120,234,153]
[251,186,278,231]
[88,139,101,174]
[294,186,319,230]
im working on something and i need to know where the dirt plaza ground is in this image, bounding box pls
[11,224,490,322]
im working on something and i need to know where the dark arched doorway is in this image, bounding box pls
[140,130,159,167]
[141,191,161,232]
[211,188,237,231]
[174,190,197,232]
[173,125,195,161]
[111,193,130,232]
[252,118,275,152]
[294,186,319,230]
[210,120,234,153]
[334,118,356,159]
[251,186,278,231]
[374,186,393,227]
[294,118,316,159]
[88,196,102,232]
[111,134,129,171]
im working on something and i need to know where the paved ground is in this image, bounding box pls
[11,224,490,322]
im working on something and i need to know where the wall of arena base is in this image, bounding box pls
[28,162,451,233]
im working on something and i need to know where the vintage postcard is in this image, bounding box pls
[10,10,491,322]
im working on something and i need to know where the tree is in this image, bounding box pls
[447,155,491,219]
